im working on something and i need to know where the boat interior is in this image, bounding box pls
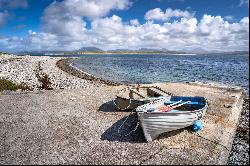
[118,86,174,100]
[164,96,207,111]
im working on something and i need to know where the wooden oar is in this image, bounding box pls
[158,100,182,111]
[160,101,191,112]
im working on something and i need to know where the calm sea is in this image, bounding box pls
[70,54,249,95]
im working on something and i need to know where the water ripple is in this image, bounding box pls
[71,54,249,95]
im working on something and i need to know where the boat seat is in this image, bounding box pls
[129,89,146,99]
[147,87,173,97]
[170,96,204,102]
[164,101,204,106]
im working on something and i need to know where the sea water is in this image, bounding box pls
[71,53,249,95]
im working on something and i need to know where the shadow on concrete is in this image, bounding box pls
[101,113,146,143]
[99,101,193,143]
[98,100,132,112]
[101,113,191,143]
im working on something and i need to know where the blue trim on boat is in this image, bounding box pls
[170,96,206,102]
[164,101,205,106]
[163,96,206,106]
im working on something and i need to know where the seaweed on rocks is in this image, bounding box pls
[56,58,122,86]
[35,61,53,90]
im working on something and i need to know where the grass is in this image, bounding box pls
[0,79,30,91]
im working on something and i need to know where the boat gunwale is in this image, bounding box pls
[136,98,209,114]
[137,105,208,114]
[116,86,173,100]
[116,95,165,102]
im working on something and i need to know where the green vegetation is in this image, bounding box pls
[0,79,30,91]
[0,52,9,55]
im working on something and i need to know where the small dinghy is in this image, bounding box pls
[115,86,174,110]
[136,96,208,142]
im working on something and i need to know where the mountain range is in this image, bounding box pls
[77,47,189,54]
[16,47,249,55]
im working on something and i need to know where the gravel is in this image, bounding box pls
[1,54,249,164]
[228,98,249,165]
[0,54,107,90]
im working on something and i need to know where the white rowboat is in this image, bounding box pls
[136,96,208,142]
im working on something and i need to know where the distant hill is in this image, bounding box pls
[108,49,135,52]
[219,51,249,55]
[17,51,67,55]
[77,47,103,52]
[140,48,188,54]
[198,51,249,55]
[17,47,249,55]
[108,48,188,54]
[138,48,168,52]
[17,47,191,55]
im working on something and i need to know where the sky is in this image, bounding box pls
[0,0,249,52]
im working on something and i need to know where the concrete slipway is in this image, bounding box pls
[0,82,245,165]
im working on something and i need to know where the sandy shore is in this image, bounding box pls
[0,53,248,165]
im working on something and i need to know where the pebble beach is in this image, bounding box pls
[0,54,107,90]
[0,54,249,165]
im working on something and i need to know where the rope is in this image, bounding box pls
[124,122,140,137]
[195,132,230,152]
[117,109,140,137]
[114,85,175,137]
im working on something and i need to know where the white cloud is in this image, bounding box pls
[64,0,132,19]
[41,0,131,38]
[130,19,140,26]
[0,3,248,53]
[0,10,8,27]
[145,8,194,21]
[224,15,234,21]
[0,0,28,9]
[239,0,249,7]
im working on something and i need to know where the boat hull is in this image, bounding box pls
[116,96,146,110]
[115,86,174,111]
[137,102,208,142]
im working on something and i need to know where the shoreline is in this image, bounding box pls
[0,53,249,164]
[0,54,111,90]
[56,58,122,86]
[0,53,248,94]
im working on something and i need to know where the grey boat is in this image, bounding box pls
[115,86,174,110]
[136,96,208,142]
